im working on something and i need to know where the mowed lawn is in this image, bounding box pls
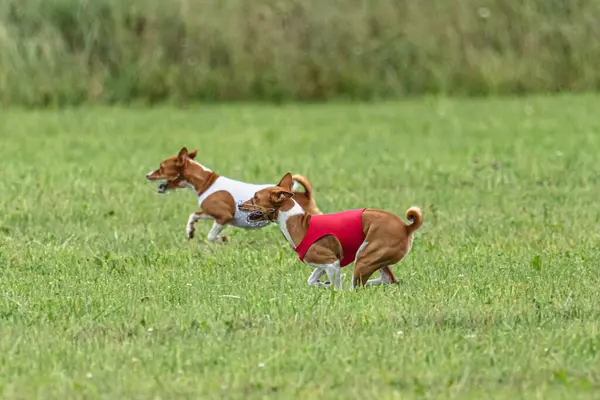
[1,95,600,399]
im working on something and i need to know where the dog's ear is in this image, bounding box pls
[277,172,293,191]
[270,188,294,205]
[177,147,188,166]
[188,149,198,159]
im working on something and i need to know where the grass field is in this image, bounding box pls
[1,95,600,399]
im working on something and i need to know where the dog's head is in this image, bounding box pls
[146,147,198,194]
[238,172,294,222]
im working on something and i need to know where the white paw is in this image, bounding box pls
[217,236,229,244]
[207,235,228,244]
[186,224,195,240]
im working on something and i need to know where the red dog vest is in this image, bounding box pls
[294,209,366,267]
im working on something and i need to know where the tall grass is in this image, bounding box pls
[1,0,600,106]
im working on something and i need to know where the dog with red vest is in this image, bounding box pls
[238,172,423,290]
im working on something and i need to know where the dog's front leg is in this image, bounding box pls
[307,267,329,288]
[303,237,343,290]
[322,261,342,291]
[186,211,211,240]
[207,221,228,244]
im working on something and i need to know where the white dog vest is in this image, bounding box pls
[197,176,273,229]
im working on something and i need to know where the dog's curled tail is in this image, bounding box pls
[405,206,423,235]
[292,175,314,200]
[292,174,322,215]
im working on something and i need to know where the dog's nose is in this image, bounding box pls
[145,172,152,180]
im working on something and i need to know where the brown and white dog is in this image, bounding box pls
[146,148,321,243]
[238,172,422,290]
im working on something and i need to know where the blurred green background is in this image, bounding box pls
[2,0,599,106]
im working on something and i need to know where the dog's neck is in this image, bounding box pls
[182,160,219,197]
[276,199,310,248]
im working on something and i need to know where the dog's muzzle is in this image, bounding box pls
[157,181,169,194]
[246,210,266,223]
[237,201,270,227]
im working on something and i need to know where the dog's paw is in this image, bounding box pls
[186,226,195,240]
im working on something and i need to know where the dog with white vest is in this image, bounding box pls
[146,147,321,243]
[238,172,422,290]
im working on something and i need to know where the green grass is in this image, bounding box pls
[1,95,600,399]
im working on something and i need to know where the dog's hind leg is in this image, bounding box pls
[365,266,396,286]
[351,240,400,288]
